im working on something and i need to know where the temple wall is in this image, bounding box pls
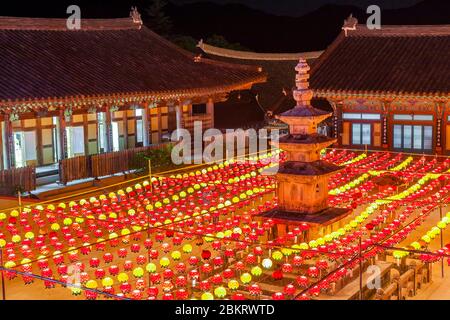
[329,97,449,155]
[0,100,216,169]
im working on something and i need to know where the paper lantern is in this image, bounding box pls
[117,272,129,283]
[240,273,252,284]
[214,286,227,298]
[284,284,296,295]
[201,250,211,260]
[133,267,144,278]
[228,279,239,290]
[296,275,309,287]
[102,277,114,287]
[248,284,262,296]
[160,257,170,268]
[262,258,273,269]
[201,292,214,300]
[251,266,262,277]
[272,292,285,300]
[171,251,181,261]
[232,293,246,300]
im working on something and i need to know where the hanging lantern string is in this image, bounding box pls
[5,174,447,269]
[1,148,280,213]
[326,147,450,159]
[293,194,449,300]
[4,187,277,269]
[0,159,278,253]
[373,244,450,259]
[0,266,130,300]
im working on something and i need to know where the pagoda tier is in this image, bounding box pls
[261,58,351,227]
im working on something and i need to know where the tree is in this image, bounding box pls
[205,34,248,51]
[145,0,172,36]
[170,35,198,52]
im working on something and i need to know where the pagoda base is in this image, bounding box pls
[259,206,351,227]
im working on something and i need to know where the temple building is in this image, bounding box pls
[0,9,265,172]
[310,16,450,155]
[199,17,450,154]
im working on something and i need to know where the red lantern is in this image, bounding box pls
[201,250,211,260]
[284,284,296,296]
[272,292,285,300]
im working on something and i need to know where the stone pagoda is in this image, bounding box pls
[261,58,350,231]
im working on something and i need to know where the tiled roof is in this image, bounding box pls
[0,16,266,105]
[310,24,450,99]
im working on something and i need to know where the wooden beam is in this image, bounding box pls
[105,106,113,152]
[0,120,3,170]
[4,114,14,169]
[122,110,128,150]
[36,117,43,166]
[83,114,89,156]
[58,109,68,160]
[157,106,163,143]
[142,104,150,147]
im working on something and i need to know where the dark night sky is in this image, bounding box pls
[171,0,423,16]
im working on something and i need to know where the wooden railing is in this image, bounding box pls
[58,144,169,184]
[59,156,91,185]
[0,166,36,195]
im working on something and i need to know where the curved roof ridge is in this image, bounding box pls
[348,24,450,37]
[0,16,141,31]
[139,27,263,74]
[198,41,323,61]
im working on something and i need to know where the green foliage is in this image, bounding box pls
[170,35,198,52]
[205,34,249,51]
[132,144,177,174]
[145,0,172,36]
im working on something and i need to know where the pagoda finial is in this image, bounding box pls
[130,7,143,27]
[342,14,358,36]
[293,58,313,108]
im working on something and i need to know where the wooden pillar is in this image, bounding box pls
[157,106,163,143]
[175,104,183,131]
[142,104,150,147]
[122,110,128,150]
[4,114,14,169]
[58,109,68,160]
[381,100,391,149]
[82,114,89,156]
[0,118,3,170]
[206,98,214,128]
[329,100,342,145]
[36,117,43,166]
[436,101,445,154]
[105,106,113,152]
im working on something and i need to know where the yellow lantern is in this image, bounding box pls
[201,292,214,300]
[63,218,73,226]
[102,277,114,287]
[182,244,192,254]
[25,231,35,240]
[160,257,170,268]
[117,273,129,283]
[171,251,181,260]
[214,286,227,298]
[251,266,262,276]
[85,280,98,289]
[133,267,144,278]
[228,280,239,290]
[146,263,157,273]
[240,273,252,284]
[11,234,21,243]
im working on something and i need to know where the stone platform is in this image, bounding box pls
[259,206,352,227]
